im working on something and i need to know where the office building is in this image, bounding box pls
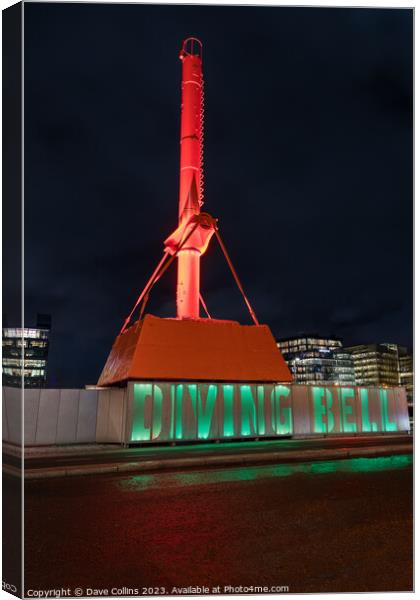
[397,348,413,404]
[2,314,51,388]
[344,343,400,387]
[277,335,355,385]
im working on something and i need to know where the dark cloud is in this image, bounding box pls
[14,3,413,387]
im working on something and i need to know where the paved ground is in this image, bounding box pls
[22,453,413,595]
[3,434,412,473]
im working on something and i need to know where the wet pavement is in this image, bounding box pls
[7,435,412,470]
[23,454,413,594]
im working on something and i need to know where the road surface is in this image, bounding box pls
[20,453,412,594]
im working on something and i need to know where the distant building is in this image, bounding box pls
[2,314,51,388]
[277,335,355,385]
[397,347,413,404]
[344,343,401,388]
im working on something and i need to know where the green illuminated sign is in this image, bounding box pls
[340,388,357,433]
[312,387,334,433]
[271,385,292,435]
[130,382,406,442]
[380,389,398,432]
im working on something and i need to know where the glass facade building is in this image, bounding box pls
[277,336,355,385]
[2,315,51,388]
[398,351,413,404]
[344,343,400,387]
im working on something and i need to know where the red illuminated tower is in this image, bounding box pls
[98,38,291,387]
[177,38,204,319]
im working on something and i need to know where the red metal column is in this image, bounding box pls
[177,38,204,319]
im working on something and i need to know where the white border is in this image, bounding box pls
[0,1,415,599]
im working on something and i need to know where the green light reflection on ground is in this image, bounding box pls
[118,454,412,492]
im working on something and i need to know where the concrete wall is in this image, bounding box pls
[95,387,128,444]
[3,386,22,445]
[2,382,410,447]
[3,387,99,446]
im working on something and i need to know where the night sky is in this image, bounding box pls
[10,3,413,387]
